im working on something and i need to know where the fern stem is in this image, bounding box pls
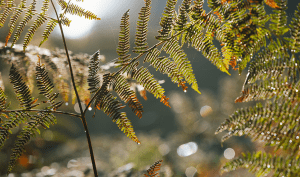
[1,109,81,118]
[50,1,98,176]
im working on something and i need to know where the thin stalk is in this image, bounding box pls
[50,1,98,176]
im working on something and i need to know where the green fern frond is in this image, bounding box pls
[23,0,49,51]
[7,112,56,174]
[116,10,131,63]
[156,0,177,40]
[0,0,14,27]
[64,2,100,20]
[113,74,143,119]
[9,64,39,110]
[36,58,63,109]
[39,18,58,47]
[5,0,26,46]
[114,114,140,144]
[163,38,201,93]
[221,152,300,177]
[11,0,37,47]
[133,0,151,53]
[88,50,102,93]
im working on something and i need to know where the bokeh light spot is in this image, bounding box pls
[177,142,198,157]
[200,105,213,117]
[185,166,197,177]
[224,148,235,159]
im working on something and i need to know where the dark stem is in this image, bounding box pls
[50,1,98,176]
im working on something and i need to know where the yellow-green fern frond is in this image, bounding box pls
[221,152,300,177]
[156,0,177,40]
[174,0,191,32]
[113,74,143,119]
[9,64,39,110]
[132,67,170,107]
[114,115,140,144]
[64,2,100,20]
[39,18,58,47]
[23,0,49,50]
[0,87,7,112]
[0,0,14,27]
[144,48,185,91]
[269,0,289,36]
[11,0,36,47]
[56,0,67,10]
[5,0,26,46]
[287,3,300,53]
[59,14,71,27]
[0,112,32,149]
[163,38,201,93]
[133,0,151,53]
[116,10,131,63]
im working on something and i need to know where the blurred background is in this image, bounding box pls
[0,0,299,176]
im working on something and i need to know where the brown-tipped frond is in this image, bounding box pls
[144,160,163,177]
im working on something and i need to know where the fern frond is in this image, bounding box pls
[36,57,63,110]
[39,18,58,47]
[11,0,37,47]
[9,64,39,110]
[0,0,14,27]
[144,160,163,177]
[7,112,56,174]
[56,0,67,10]
[0,112,31,149]
[174,0,191,32]
[23,0,49,51]
[156,0,177,40]
[0,87,7,111]
[116,10,131,63]
[144,48,185,90]
[287,3,300,53]
[163,38,201,93]
[5,0,26,46]
[133,0,151,53]
[113,74,143,118]
[64,2,100,20]
[94,89,140,143]
[221,152,300,177]
[269,0,289,36]
[132,67,170,107]
[114,114,140,144]
[88,50,101,93]
[59,14,71,27]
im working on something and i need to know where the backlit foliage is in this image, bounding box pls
[0,0,100,50]
[216,1,300,176]
[0,0,298,175]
